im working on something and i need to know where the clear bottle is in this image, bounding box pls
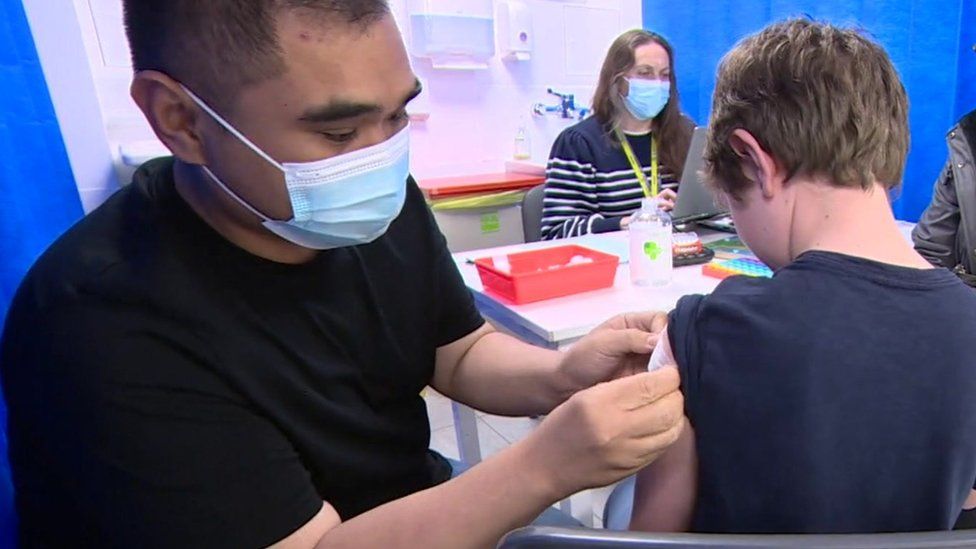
[513,119,531,160]
[629,197,673,287]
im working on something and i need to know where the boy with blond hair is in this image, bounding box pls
[630,19,976,533]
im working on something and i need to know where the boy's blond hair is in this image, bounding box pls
[704,19,909,199]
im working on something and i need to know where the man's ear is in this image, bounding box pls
[130,71,208,165]
[728,129,782,199]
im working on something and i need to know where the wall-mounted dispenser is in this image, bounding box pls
[408,0,495,70]
[496,0,533,62]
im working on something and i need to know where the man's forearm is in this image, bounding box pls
[435,330,573,417]
[316,440,563,549]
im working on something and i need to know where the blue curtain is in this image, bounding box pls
[955,0,976,124]
[644,0,976,221]
[0,0,85,544]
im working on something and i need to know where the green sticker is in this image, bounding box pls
[643,241,663,260]
[480,212,501,234]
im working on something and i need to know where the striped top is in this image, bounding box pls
[541,116,679,240]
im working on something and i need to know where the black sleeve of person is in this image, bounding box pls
[0,301,323,548]
[409,177,486,347]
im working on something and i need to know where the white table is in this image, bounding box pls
[453,230,724,350]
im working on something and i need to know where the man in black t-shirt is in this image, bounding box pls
[0,2,687,547]
[629,20,976,533]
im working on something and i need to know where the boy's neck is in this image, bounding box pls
[788,179,931,269]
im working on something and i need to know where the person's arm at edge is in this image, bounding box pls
[913,160,962,269]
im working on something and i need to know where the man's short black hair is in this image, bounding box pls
[123,0,391,113]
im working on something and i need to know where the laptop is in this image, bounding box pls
[670,126,732,230]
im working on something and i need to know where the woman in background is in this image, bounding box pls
[540,29,695,240]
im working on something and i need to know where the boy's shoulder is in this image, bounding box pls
[672,267,783,321]
[668,273,774,348]
[684,250,976,315]
[670,250,976,352]
[668,251,976,425]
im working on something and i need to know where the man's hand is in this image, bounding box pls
[557,311,669,398]
[519,368,685,496]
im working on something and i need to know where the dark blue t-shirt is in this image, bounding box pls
[668,251,976,533]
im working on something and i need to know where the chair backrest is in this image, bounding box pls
[497,527,976,549]
[521,184,546,243]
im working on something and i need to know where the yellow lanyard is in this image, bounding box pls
[615,128,658,198]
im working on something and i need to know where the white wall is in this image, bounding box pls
[63,0,641,203]
[392,0,643,178]
[21,0,119,213]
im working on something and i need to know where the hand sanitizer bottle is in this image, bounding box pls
[629,198,673,287]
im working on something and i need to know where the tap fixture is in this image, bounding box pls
[533,88,587,120]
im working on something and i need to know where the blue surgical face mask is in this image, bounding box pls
[181,85,410,251]
[622,78,670,121]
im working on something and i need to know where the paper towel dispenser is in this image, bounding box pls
[408,0,495,70]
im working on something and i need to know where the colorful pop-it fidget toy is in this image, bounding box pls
[702,257,773,279]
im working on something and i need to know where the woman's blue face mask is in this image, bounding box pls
[622,79,670,121]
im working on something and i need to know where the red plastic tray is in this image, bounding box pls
[474,245,619,304]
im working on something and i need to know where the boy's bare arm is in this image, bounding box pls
[630,327,698,532]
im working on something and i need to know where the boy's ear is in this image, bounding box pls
[729,129,781,199]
